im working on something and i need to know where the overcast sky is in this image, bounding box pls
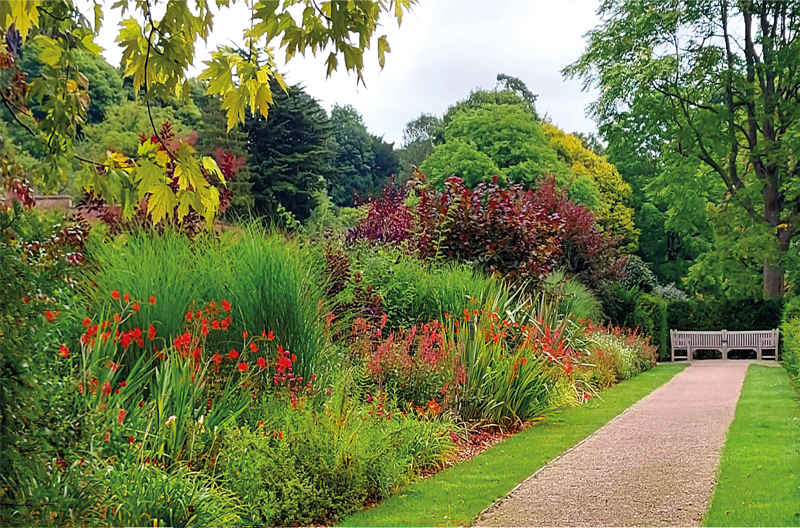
[92,1,601,145]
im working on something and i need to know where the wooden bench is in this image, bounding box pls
[669,329,779,361]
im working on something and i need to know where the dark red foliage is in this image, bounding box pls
[347,171,622,284]
[322,244,385,326]
[412,175,567,281]
[346,184,412,245]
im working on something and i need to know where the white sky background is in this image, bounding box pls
[89,0,601,145]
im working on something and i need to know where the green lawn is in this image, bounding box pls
[342,363,687,527]
[705,365,800,527]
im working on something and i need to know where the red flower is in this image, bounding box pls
[44,311,56,321]
[212,319,220,330]
[113,313,121,323]
[583,393,592,400]
[101,381,112,397]
[148,324,156,340]
[112,290,120,300]
[185,311,193,322]
[104,431,110,442]
[128,435,135,444]
[291,353,297,363]
[123,293,130,302]
[277,431,284,439]
[242,330,248,339]
[249,342,258,353]
[257,356,267,369]
[221,299,231,312]
[228,349,239,360]
[267,329,275,341]
[149,296,156,305]
[118,381,127,387]
[58,344,69,358]
[211,353,222,365]
[132,303,140,313]
[521,357,527,365]
[117,409,127,425]
[237,361,249,372]
[82,317,91,327]
[221,316,231,329]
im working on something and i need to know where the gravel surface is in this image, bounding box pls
[476,361,751,527]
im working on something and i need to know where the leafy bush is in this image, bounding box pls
[217,375,455,525]
[780,317,800,381]
[621,255,657,292]
[418,139,502,189]
[667,298,783,332]
[783,296,800,323]
[584,324,657,381]
[652,282,688,300]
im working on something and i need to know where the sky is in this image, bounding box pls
[91,0,602,145]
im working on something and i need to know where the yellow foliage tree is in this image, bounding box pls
[542,122,639,250]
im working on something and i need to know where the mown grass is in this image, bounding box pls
[704,365,800,527]
[342,363,687,527]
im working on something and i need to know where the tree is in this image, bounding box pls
[566,0,800,298]
[495,73,538,118]
[418,139,502,189]
[246,83,334,220]
[0,0,415,225]
[443,104,567,186]
[442,88,533,127]
[328,104,376,206]
[396,113,443,171]
[370,134,401,188]
[542,122,638,250]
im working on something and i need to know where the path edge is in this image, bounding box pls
[473,364,691,525]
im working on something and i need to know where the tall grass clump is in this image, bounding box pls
[86,225,330,377]
[543,270,602,322]
[347,244,499,328]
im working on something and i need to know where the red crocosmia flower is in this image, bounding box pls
[221,316,231,329]
[267,330,275,341]
[104,431,110,442]
[149,296,156,305]
[132,303,140,313]
[291,353,297,363]
[195,311,202,319]
[277,431,284,440]
[121,293,129,302]
[249,342,258,353]
[59,345,70,358]
[112,290,120,300]
[138,400,145,407]
[221,299,231,312]
[82,317,91,327]
[128,435,135,445]
[584,393,592,400]
[113,313,121,323]
[228,349,239,360]
[242,330,248,339]
[256,420,264,428]
[118,381,127,387]
[211,353,222,366]
[257,357,267,369]
[101,381,112,397]
[193,348,202,362]
[44,311,56,321]
[185,311,193,322]
[148,324,156,340]
[212,319,220,330]
[117,409,127,425]
[237,361,249,372]
[521,357,527,365]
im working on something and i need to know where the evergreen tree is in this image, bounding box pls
[245,83,334,220]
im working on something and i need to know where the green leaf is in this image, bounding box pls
[377,35,390,68]
[33,35,62,66]
[146,183,175,224]
[202,156,225,184]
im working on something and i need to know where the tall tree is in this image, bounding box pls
[567,0,800,298]
[328,104,376,206]
[245,83,334,220]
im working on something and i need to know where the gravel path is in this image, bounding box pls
[477,361,751,527]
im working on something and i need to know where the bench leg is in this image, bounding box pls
[688,348,693,361]
[722,347,728,360]
[757,347,762,361]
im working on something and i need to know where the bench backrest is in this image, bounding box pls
[670,329,778,348]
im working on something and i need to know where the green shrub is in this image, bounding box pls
[667,298,783,331]
[782,296,800,323]
[90,462,243,526]
[636,294,669,361]
[217,376,455,525]
[780,317,800,381]
[621,255,657,292]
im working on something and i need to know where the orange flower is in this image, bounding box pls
[228,349,239,360]
[267,329,275,340]
[249,342,258,353]
[82,317,91,327]
[185,311,193,322]
[237,361,249,372]
[117,409,127,425]
[132,303,140,313]
[221,299,231,312]
[123,293,130,302]
[257,356,267,369]
[58,345,69,358]
[112,290,120,300]
[148,324,156,340]
[149,296,156,305]
[44,311,56,321]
